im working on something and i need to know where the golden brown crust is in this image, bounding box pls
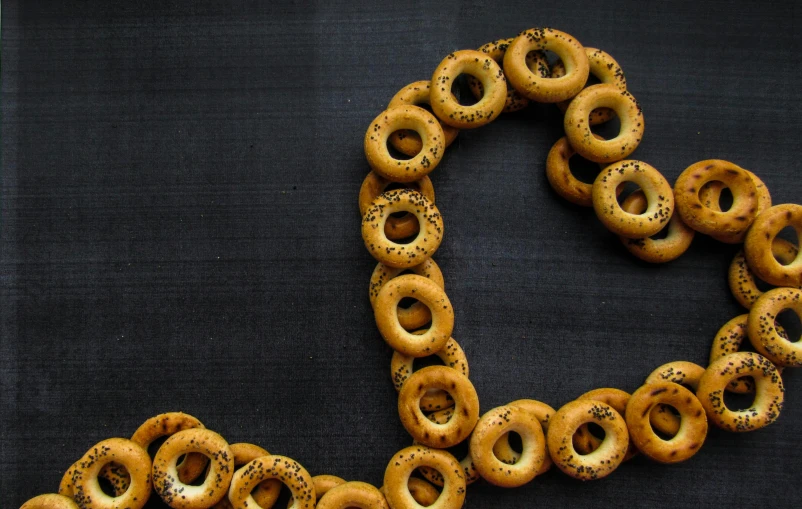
[383,446,466,509]
[228,455,315,509]
[493,399,555,475]
[130,411,208,484]
[415,407,481,487]
[729,239,799,309]
[358,172,436,240]
[747,287,802,366]
[545,136,606,207]
[619,190,694,263]
[20,494,81,509]
[744,203,802,286]
[369,258,445,331]
[387,81,459,156]
[220,443,281,509]
[573,388,638,461]
[71,438,152,509]
[699,170,772,243]
[391,336,468,411]
[553,47,627,124]
[316,481,389,509]
[642,361,706,436]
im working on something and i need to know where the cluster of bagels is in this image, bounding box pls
[20,27,801,509]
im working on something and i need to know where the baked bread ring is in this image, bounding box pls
[359,172,436,240]
[380,477,442,506]
[592,160,674,238]
[468,39,550,113]
[364,106,445,182]
[391,336,468,411]
[415,408,480,487]
[642,361,706,437]
[545,135,609,207]
[362,189,444,269]
[60,461,130,498]
[747,287,802,366]
[430,50,507,129]
[552,48,627,124]
[397,366,480,448]
[619,190,695,263]
[285,474,346,508]
[20,494,80,509]
[572,388,638,461]
[130,411,208,484]
[625,382,708,463]
[674,160,759,237]
[387,81,460,156]
[729,239,799,309]
[218,443,282,509]
[383,446,466,509]
[316,481,389,509]
[547,399,629,480]
[503,28,589,103]
[228,455,315,509]
[369,258,445,331]
[744,203,802,286]
[698,170,772,243]
[697,352,785,432]
[374,274,453,357]
[71,438,151,509]
[469,405,547,487]
[152,429,234,509]
[492,399,555,475]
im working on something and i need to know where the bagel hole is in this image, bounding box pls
[775,308,801,343]
[542,50,562,67]
[453,73,481,106]
[615,181,643,205]
[389,227,421,245]
[146,436,169,458]
[723,386,758,411]
[97,474,120,497]
[386,136,416,160]
[185,459,211,486]
[775,227,800,261]
[413,354,447,372]
[493,431,524,464]
[567,152,604,185]
[589,111,621,140]
[718,187,734,211]
[648,223,671,241]
[585,422,605,441]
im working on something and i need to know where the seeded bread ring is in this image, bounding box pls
[492,399,555,475]
[430,50,507,129]
[364,106,445,183]
[697,352,785,432]
[503,28,589,103]
[20,494,80,509]
[130,411,208,484]
[744,203,802,286]
[397,366,480,448]
[391,336,468,411]
[469,405,547,487]
[625,382,707,463]
[729,240,799,309]
[674,160,759,237]
[415,408,480,487]
[699,170,772,243]
[747,287,802,366]
[379,477,442,506]
[545,135,609,207]
[152,429,233,509]
[374,274,453,357]
[552,47,627,124]
[60,461,131,498]
[383,446,466,509]
[315,481,389,509]
[369,258,445,331]
[618,190,695,263]
[572,388,638,461]
[285,474,347,508]
[467,39,549,113]
[358,172,436,240]
[71,438,152,509]
[592,160,674,239]
[642,361,706,437]
[221,443,282,509]
[387,81,460,156]
[229,455,315,509]
[547,399,629,481]
[362,189,444,269]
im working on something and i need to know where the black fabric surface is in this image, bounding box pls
[2,1,801,507]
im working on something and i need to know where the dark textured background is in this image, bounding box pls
[2,1,801,507]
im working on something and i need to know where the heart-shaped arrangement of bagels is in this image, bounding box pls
[20,27,802,509]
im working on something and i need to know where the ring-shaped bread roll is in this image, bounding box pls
[213,443,282,509]
[152,429,234,509]
[468,39,550,113]
[492,399,555,475]
[20,494,80,509]
[228,455,315,509]
[316,481,389,509]
[592,160,674,239]
[391,336,468,411]
[572,388,638,461]
[430,50,507,129]
[748,287,802,367]
[469,405,547,487]
[71,438,151,509]
[619,190,694,263]
[642,361,706,437]
[383,446,466,509]
[564,84,644,163]
[369,258,445,331]
[744,203,802,286]
[286,474,347,508]
[362,189,444,269]
[397,366,480,448]
[503,27,589,103]
[729,239,799,309]
[415,407,480,487]
[359,172,436,240]
[388,81,460,156]
[696,352,785,432]
[130,411,208,484]
[60,461,131,498]
[625,382,707,463]
[364,106,445,183]
[552,47,627,124]
[545,135,610,207]
[380,475,444,505]
[674,160,759,238]
[698,170,772,243]
[374,274,453,357]
[547,399,628,480]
